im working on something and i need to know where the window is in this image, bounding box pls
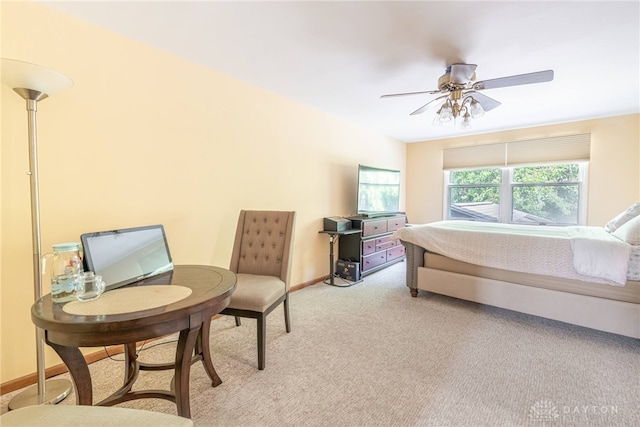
[448,168,501,221]
[511,164,582,224]
[442,134,591,226]
[445,163,588,225]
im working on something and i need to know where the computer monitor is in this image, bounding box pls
[80,224,173,291]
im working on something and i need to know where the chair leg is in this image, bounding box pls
[257,314,266,370]
[235,316,241,327]
[284,294,291,333]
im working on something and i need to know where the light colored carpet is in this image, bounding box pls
[2,262,639,426]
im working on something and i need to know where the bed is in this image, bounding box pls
[391,209,640,339]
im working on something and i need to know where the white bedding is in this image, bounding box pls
[392,221,632,286]
[565,226,631,285]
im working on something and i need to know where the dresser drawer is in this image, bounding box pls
[375,235,395,251]
[362,251,387,271]
[362,219,387,237]
[362,239,378,256]
[386,245,405,261]
[387,216,406,232]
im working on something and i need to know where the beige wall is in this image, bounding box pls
[406,115,640,225]
[1,2,405,384]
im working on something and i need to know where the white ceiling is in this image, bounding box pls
[39,1,640,143]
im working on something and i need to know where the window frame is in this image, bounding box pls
[443,163,589,225]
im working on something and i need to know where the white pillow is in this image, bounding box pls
[612,214,640,245]
[605,202,640,232]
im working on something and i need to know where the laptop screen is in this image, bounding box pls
[80,225,173,291]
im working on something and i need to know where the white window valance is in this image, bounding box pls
[442,133,591,170]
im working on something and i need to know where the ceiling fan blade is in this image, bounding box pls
[465,91,501,111]
[381,89,442,98]
[409,95,449,115]
[473,70,554,90]
[449,63,477,84]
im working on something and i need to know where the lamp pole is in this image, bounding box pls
[2,58,74,409]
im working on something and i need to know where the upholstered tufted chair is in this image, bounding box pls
[222,210,296,370]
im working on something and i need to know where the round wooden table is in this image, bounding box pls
[31,265,236,418]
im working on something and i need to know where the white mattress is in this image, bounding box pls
[392,221,634,286]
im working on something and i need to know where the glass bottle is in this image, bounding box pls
[42,242,83,303]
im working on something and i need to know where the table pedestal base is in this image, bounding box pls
[47,317,220,418]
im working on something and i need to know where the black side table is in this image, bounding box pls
[318,229,362,287]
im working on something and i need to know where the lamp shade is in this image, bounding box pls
[1,58,73,95]
[469,98,485,117]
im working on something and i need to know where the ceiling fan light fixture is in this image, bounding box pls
[439,102,453,122]
[469,98,485,118]
[460,111,472,129]
[382,63,554,133]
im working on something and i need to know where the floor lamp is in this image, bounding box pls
[1,58,74,408]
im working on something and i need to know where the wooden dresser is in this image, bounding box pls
[338,214,406,276]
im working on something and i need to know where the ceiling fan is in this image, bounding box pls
[381,63,554,127]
